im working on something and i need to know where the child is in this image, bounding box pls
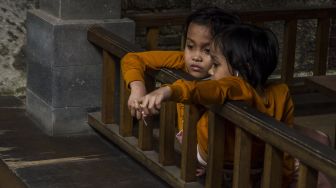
[137,24,333,187]
[137,24,293,187]
[121,7,240,134]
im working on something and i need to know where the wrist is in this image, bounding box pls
[163,86,172,100]
[130,81,145,90]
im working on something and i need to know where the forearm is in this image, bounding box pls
[121,53,146,87]
[122,51,185,87]
[168,77,251,105]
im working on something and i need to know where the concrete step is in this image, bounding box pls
[0,96,170,188]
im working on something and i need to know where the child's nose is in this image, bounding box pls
[192,52,202,62]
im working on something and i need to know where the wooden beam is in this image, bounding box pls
[233,127,252,188]
[101,51,116,124]
[159,101,176,165]
[262,144,283,188]
[297,163,318,188]
[206,112,225,188]
[281,19,297,84]
[181,105,199,182]
[314,18,331,75]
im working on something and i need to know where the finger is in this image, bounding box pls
[130,107,136,117]
[149,107,159,115]
[139,97,148,109]
[133,100,140,111]
[136,110,142,120]
[154,99,162,111]
[141,105,150,117]
[196,168,206,177]
[148,97,157,113]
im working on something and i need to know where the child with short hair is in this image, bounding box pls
[137,23,333,187]
[121,7,240,134]
[137,24,294,187]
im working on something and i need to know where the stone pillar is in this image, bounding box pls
[26,0,135,136]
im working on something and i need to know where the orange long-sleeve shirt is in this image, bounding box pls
[121,51,186,86]
[168,76,295,187]
[121,51,188,130]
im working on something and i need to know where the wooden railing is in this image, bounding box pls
[87,7,336,188]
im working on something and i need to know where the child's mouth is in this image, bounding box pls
[190,64,202,72]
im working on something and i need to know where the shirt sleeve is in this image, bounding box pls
[280,85,294,127]
[168,77,253,105]
[121,51,185,87]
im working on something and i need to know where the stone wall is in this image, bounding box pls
[0,0,37,97]
[122,0,190,14]
[123,0,336,75]
[191,0,336,75]
[122,0,190,50]
[0,0,335,97]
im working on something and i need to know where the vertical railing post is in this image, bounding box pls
[138,75,156,150]
[262,143,283,188]
[297,163,318,188]
[146,27,159,50]
[119,71,133,137]
[181,105,199,182]
[159,101,176,165]
[206,112,225,188]
[233,127,252,188]
[281,19,297,84]
[102,50,116,124]
[314,17,331,76]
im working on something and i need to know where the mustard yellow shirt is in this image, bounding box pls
[168,76,295,187]
[121,51,187,130]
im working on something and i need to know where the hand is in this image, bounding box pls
[196,166,206,177]
[139,86,172,117]
[176,130,183,144]
[128,81,147,119]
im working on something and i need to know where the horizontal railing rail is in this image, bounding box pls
[126,6,336,84]
[87,21,336,187]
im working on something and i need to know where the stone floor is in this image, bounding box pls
[0,96,170,188]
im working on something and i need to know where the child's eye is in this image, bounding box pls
[186,44,193,49]
[203,48,210,54]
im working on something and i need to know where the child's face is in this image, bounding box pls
[184,22,213,78]
[208,43,233,80]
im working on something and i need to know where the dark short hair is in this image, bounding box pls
[213,24,279,88]
[184,7,240,39]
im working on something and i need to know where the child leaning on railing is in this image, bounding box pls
[121,7,240,159]
[136,24,332,188]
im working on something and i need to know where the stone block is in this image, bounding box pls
[52,106,95,135]
[28,10,135,67]
[27,89,99,136]
[26,89,53,135]
[26,10,55,67]
[53,19,134,67]
[39,0,120,20]
[52,65,102,107]
[26,9,135,136]
[26,60,52,104]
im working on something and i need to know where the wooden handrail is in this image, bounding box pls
[87,6,336,187]
[210,101,336,178]
[88,25,142,57]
